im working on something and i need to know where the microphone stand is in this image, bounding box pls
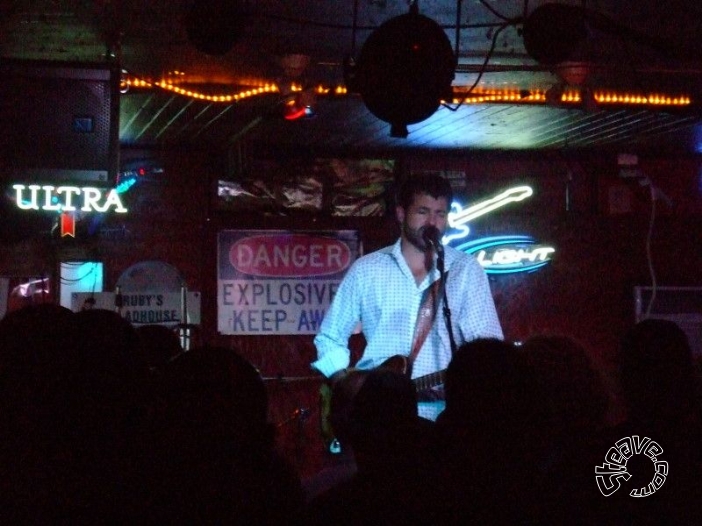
[435,245,457,355]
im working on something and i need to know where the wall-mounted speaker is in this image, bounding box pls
[0,59,119,185]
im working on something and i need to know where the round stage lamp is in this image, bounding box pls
[354,11,456,137]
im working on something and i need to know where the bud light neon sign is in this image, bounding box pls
[444,185,555,275]
[456,235,555,274]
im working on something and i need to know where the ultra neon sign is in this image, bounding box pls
[12,184,128,238]
[13,184,128,213]
[444,185,555,274]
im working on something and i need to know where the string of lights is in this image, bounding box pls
[121,73,279,103]
[449,88,691,107]
[122,73,692,109]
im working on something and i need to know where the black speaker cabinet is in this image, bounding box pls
[0,59,119,184]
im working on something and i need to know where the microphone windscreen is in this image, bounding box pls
[422,226,442,248]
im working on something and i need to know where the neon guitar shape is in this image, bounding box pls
[443,185,534,244]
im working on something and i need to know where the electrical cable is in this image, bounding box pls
[441,22,509,111]
[644,180,657,318]
[59,264,97,284]
[440,0,526,110]
[477,0,514,22]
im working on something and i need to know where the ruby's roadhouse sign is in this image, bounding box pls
[217,230,360,335]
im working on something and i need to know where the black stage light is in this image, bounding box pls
[354,8,455,138]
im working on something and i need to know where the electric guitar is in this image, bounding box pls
[319,355,446,452]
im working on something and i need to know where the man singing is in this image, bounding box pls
[312,173,503,421]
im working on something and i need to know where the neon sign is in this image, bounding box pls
[12,183,128,238]
[456,235,555,274]
[444,185,533,244]
[13,184,128,213]
[445,185,555,275]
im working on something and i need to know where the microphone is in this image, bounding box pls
[422,226,444,256]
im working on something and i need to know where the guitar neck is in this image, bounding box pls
[377,355,445,392]
[413,369,445,392]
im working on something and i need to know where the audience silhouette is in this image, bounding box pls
[0,304,77,522]
[610,318,702,524]
[0,306,151,522]
[145,344,304,524]
[297,367,439,525]
[516,333,611,524]
[434,337,538,524]
[3,305,701,525]
[0,307,304,524]
[135,323,184,373]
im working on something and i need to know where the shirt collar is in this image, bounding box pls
[390,237,443,287]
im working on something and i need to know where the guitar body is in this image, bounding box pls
[319,355,445,452]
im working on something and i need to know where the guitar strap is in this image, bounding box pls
[408,274,445,370]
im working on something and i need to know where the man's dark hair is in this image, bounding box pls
[396,173,453,209]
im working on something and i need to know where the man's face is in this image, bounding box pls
[397,192,450,251]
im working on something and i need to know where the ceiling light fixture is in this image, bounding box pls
[282,95,316,121]
[353,1,455,138]
[523,2,687,67]
[278,82,317,121]
[279,54,311,78]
